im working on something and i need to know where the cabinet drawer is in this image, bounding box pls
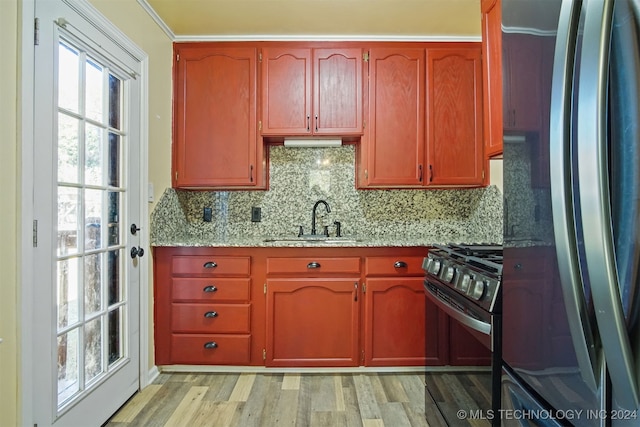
[172,303,250,333]
[172,256,250,276]
[365,256,426,276]
[266,257,360,275]
[170,334,251,365]
[172,278,250,302]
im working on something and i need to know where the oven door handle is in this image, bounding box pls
[424,285,491,335]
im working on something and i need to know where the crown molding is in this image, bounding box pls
[173,34,482,43]
[137,0,176,40]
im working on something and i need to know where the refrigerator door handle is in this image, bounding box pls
[577,0,639,410]
[549,0,599,393]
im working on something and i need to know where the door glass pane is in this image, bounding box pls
[108,132,120,187]
[58,187,80,256]
[107,249,120,305]
[84,253,101,316]
[84,189,102,250]
[108,191,120,246]
[85,123,103,186]
[58,43,80,113]
[57,328,80,403]
[58,113,80,184]
[84,317,103,383]
[109,74,121,130]
[85,58,104,122]
[57,257,80,328]
[108,307,123,365]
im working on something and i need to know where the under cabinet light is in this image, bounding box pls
[283,138,342,147]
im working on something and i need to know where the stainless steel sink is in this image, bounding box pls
[263,236,361,244]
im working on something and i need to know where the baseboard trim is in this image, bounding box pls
[156,365,491,374]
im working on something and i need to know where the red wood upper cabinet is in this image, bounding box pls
[426,47,484,186]
[361,48,426,187]
[260,47,363,136]
[482,0,504,158]
[173,44,264,189]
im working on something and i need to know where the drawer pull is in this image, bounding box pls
[203,261,218,269]
[204,341,218,349]
[204,311,219,318]
[394,261,408,268]
[514,263,523,270]
[307,262,321,269]
[203,285,218,293]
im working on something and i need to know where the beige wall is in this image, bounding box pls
[88,0,173,370]
[1,0,19,423]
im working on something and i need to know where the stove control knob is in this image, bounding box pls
[429,259,442,275]
[459,274,471,292]
[442,266,455,283]
[471,279,486,300]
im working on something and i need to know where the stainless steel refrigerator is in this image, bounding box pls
[502,0,640,426]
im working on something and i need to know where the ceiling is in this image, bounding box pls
[142,0,482,39]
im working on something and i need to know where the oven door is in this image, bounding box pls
[424,276,493,341]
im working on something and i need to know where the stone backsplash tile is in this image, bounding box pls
[151,145,504,245]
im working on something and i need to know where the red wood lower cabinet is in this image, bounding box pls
[265,279,359,367]
[363,280,451,367]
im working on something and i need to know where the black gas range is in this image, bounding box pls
[423,243,503,427]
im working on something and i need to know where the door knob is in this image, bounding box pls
[130,246,145,259]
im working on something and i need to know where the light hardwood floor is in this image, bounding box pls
[104,371,491,427]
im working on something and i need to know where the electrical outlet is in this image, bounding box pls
[203,207,213,222]
[251,206,261,222]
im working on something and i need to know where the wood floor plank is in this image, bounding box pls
[369,374,389,405]
[339,374,365,427]
[228,373,256,402]
[208,374,241,402]
[272,389,299,426]
[294,375,312,427]
[310,410,347,427]
[234,374,269,427]
[334,375,346,411]
[191,401,239,427]
[119,380,192,427]
[380,401,413,427]
[362,419,385,427]
[282,373,301,390]
[164,385,208,427]
[353,374,383,420]
[108,384,162,423]
[257,373,284,426]
[310,375,337,412]
[378,374,410,403]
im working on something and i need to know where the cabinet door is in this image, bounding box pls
[482,0,503,158]
[363,48,425,187]
[173,46,261,188]
[261,48,312,135]
[313,48,363,135]
[503,34,543,131]
[426,47,484,186]
[265,278,359,367]
[363,278,428,366]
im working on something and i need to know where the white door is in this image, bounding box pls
[32,1,143,425]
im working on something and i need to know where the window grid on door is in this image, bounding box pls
[56,38,128,409]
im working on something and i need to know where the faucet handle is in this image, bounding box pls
[298,225,304,237]
[323,225,329,237]
[334,221,342,237]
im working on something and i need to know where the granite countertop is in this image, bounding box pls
[150,234,492,248]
